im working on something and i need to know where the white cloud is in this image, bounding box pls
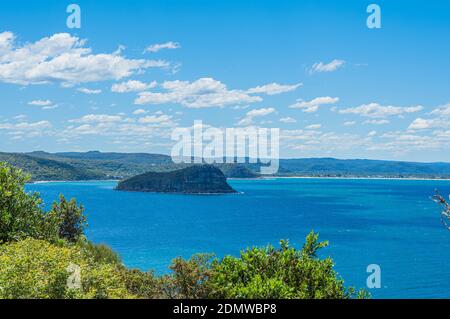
[343,121,356,127]
[138,114,173,125]
[279,117,296,123]
[247,82,302,95]
[144,41,181,53]
[237,107,275,126]
[0,120,51,130]
[363,119,390,125]
[28,99,52,106]
[305,124,321,130]
[368,130,377,137]
[289,96,339,113]
[135,77,262,108]
[0,120,52,139]
[339,103,423,118]
[430,103,450,117]
[28,99,58,110]
[311,59,345,73]
[132,108,148,115]
[111,80,157,93]
[69,114,123,123]
[77,88,102,94]
[0,32,169,85]
[42,104,58,110]
[408,117,450,130]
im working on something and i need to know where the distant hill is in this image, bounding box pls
[277,158,450,178]
[116,165,237,194]
[50,151,172,165]
[25,151,258,179]
[0,152,105,181]
[1,151,450,181]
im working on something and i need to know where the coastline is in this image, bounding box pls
[30,176,450,184]
[229,176,450,181]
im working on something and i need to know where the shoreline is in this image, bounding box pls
[30,176,450,184]
[229,176,450,181]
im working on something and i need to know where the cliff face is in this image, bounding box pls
[115,165,237,194]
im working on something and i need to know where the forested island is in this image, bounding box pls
[116,165,237,194]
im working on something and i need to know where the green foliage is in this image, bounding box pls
[120,268,160,299]
[161,254,214,299]
[0,238,133,299]
[48,195,87,243]
[0,152,105,181]
[116,165,236,194]
[0,163,50,243]
[81,241,122,265]
[208,232,362,299]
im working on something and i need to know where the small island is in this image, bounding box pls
[115,165,237,194]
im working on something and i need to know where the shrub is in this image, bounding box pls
[81,241,122,265]
[48,195,87,243]
[0,238,133,299]
[0,163,51,243]
[161,254,214,299]
[120,268,160,298]
[209,232,364,299]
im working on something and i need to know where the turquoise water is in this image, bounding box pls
[26,178,450,298]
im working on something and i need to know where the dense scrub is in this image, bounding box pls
[0,162,366,299]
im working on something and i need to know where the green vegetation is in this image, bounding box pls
[0,152,105,181]
[0,161,366,299]
[116,165,237,194]
[3,151,450,182]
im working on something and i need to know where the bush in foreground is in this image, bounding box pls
[0,238,133,299]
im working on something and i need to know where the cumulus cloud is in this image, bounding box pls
[144,41,181,53]
[28,99,52,106]
[0,120,51,130]
[430,103,450,117]
[138,114,173,125]
[310,59,345,73]
[305,124,321,130]
[28,99,58,110]
[77,88,101,94]
[363,119,390,125]
[69,114,123,123]
[246,82,302,95]
[0,32,168,85]
[237,107,275,126]
[279,117,296,123]
[408,118,450,130]
[61,111,176,145]
[339,103,423,118]
[132,108,148,115]
[111,80,157,93]
[0,120,52,139]
[135,77,262,108]
[289,96,339,113]
[343,121,356,127]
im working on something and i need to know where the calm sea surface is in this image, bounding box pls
[26,178,450,298]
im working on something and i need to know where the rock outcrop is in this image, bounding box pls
[115,165,237,194]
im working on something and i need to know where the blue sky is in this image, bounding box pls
[0,0,449,161]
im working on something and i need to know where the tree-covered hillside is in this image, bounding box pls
[0,152,105,181]
[2,151,450,181]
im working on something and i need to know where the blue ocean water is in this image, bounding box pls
[26,178,450,298]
